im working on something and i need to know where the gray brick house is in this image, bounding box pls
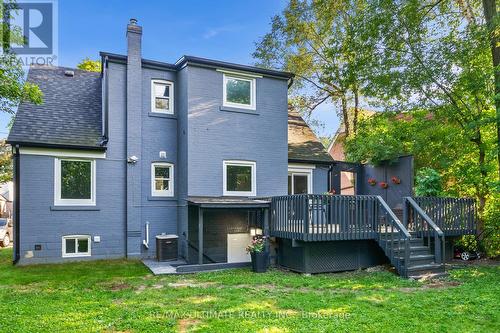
[7,19,331,265]
[7,19,475,278]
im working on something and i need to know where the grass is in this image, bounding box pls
[0,248,498,332]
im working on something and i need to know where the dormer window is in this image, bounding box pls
[223,73,256,110]
[151,80,174,114]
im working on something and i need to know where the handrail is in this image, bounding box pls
[404,197,445,264]
[413,197,476,235]
[405,197,444,236]
[376,196,411,238]
[375,196,410,277]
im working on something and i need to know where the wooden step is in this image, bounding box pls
[392,245,431,255]
[398,254,436,266]
[380,238,424,245]
[406,263,445,277]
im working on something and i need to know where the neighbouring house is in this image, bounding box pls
[0,182,13,219]
[7,20,476,278]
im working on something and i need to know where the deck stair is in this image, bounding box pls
[378,237,445,278]
[375,197,446,278]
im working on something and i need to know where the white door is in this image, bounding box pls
[227,233,252,263]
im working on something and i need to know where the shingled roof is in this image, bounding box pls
[288,109,333,163]
[7,66,103,149]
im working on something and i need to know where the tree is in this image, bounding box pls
[77,58,101,72]
[0,140,12,183]
[0,1,43,115]
[254,0,377,138]
[481,0,500,178]
[361,0,498,225]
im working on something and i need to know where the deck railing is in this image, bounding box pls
[404,197,445,264]
[375,196,411,277]
[271,194,380,241]
[413,197,476,235]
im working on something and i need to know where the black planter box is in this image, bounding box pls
[156,234,178,261]
[251,251,269,273]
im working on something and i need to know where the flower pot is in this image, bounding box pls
[250,251,269,273]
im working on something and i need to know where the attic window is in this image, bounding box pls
[151,80,174,114]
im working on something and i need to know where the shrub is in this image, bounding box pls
[415,168,442,197]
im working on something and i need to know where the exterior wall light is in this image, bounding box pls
[127,155,139,164]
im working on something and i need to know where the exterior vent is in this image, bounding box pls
[64,70,74,77]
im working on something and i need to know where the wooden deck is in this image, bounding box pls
[270,195,476,241]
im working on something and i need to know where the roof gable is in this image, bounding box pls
[288,109,333,163]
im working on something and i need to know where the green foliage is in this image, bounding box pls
[0,140,12,183]
[481,194,500,257]
[253,0,379,137]
[456,235,479,252]
[0,247,499,332]
[415,168,443,197]
[76,58,101,72]
[0,1,43,115]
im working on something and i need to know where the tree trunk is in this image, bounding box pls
[482,0,500,178]
[353,89,359,136]
[472,131,488,239]
[341,95,350,138]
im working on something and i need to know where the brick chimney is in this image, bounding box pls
[126,18,143,258]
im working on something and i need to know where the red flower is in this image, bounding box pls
[368,178,377,186]
[379,182,388,189]
[391,176,401,184]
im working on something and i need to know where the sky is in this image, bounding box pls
[1,0,339,139]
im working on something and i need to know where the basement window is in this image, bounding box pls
[151,80,174,114]
[62,235,91,257]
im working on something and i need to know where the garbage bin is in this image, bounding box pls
[156,234,178,261]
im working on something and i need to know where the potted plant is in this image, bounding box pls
[246,235,268,273]
[379,181,389,189]
[368,178,377,186]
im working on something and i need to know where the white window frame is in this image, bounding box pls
[223,160,256,197]
[151,79,174,114]
[222,73,256,110]
[151,162,174,197]
[54,158,96,206]
[62,235,91,258]
[288,165,314,195]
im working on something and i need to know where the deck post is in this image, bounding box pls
[198,207,203,265]
[263,208,270,253]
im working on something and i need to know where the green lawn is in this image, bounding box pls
[0,248,498,332]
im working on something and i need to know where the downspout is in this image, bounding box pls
[13,145,20,264]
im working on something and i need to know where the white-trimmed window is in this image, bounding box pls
[152,162,174,197]
[62,235,91,257]
[288,165,314,195]
[223,160,256,196]
[54,158,96,206]
[151,79,174,114]
[223,73,256,110]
